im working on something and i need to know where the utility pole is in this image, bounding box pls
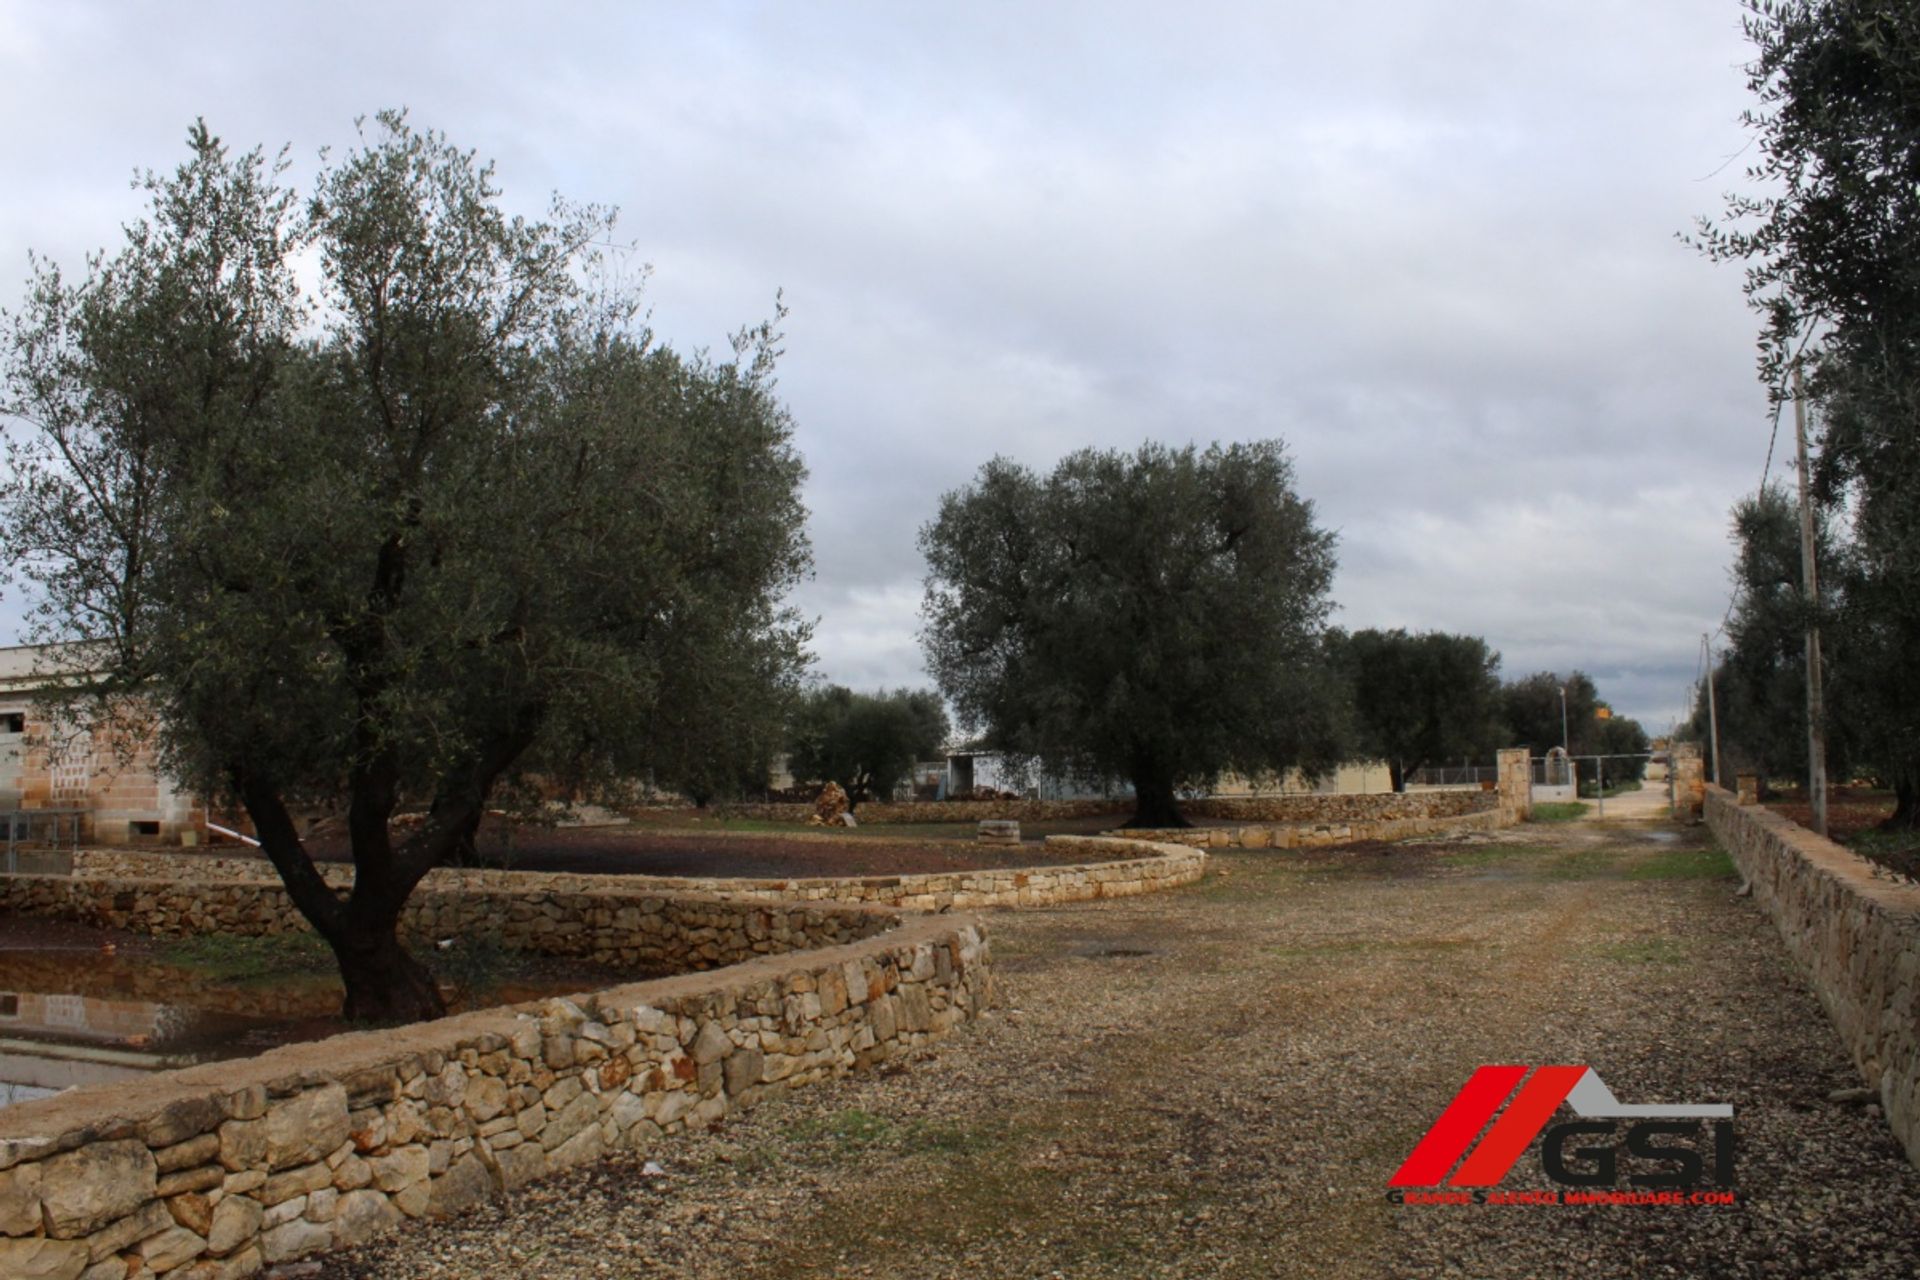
[1703,633,1723,790]
[1793,362,1829,837]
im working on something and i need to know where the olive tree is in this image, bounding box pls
[919,440,1345,828]
[1333,628,1504,792]
[784,685,949,808]
[0,116,810,1020]
[1692,1,1920,824]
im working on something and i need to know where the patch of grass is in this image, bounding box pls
[787,1107,900,1150]
[773,1108,1006,1166]
[428,935,515,999]
[1597,937,1690,965]
[1624,847,1737,880]
[1535,848,1624,879]
[159,931,333,983]
[1530,802,1590,823]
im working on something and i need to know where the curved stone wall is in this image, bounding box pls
[61,834,1208,913]
[0,873,895,972]
[0,911,988,1276]
[1118,803,1515,850]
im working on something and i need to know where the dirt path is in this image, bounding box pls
[1589,779,1673,822]
[319,820,1920,1280]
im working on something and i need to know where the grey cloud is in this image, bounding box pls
[0,1,1774,738]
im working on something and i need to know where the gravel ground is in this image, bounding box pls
[314,819,1920,1280]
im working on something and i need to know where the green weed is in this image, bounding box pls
[1624,847,1736,880]
[159,931,333,983]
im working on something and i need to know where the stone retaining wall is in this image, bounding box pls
[708,789,1494,826]
[0,874,893,973]
[1116,802,1515,850]
[0,912,988,1278]
[710,797,1128,824]
[59,835,1208,913]
[1180,791,1494,823]
[1704,785,1920,1168]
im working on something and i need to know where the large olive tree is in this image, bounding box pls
[0,115,810,1020]
[919,440,1345,828]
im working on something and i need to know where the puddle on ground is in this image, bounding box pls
[0,920,651,1109]
[1638,829,1681,844]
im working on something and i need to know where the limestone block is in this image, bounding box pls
[304,1188,338,1223]
[0,1236,89,1280]
[41,1140,158,1238]
[157,1164,225,1197]
[689,1020,732,1065]
[724,1047,766,1096]
[135,1224,208,1272]
[79,1199,168,1267]
[464,1075,509,1124]
[330,1154,372,1192]
[167,1190,214,1235]
[548,1121,605,1171]
[493,1143,548,1191]
[263,1086,349,1171]
[258,1160,329,1207]
[379,1181,422,1220]
[205,1194,263,1256]
[369,1147,429,1194]
[540,1092,601,1153]
[216,1121,265,1173]
[259,1216,331,1264]
[142,1097,224,1150]
[154,1135,221,1176]
[428,1154,495,1218]
[0,1158,42,1234]
[328,1190,400,1250]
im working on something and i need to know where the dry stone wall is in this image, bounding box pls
[1118,804,1514,850]
[0,874,893,971]
[1181,791,1494,823]
[0,912,988,1278]
[709,789,1496,827]
[710,797,1128,824]
[1704,785,1920,1169]
[62,835,1207,913]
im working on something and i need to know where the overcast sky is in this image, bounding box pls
[0,2,1777,735]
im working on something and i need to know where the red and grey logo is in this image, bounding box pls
[1391,1065,1734,1191]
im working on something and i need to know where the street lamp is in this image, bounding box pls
[1559,685,1569,755]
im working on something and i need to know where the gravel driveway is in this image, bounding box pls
[317,819,1920,1279]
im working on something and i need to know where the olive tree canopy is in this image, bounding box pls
[0,115,811,1019]
[918,440,1345,827]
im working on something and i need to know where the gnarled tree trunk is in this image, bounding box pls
[1125,764,1189,828]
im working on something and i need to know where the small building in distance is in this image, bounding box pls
[931,748,1392,802]
[0,644,202,847]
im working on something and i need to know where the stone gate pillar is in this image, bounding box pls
[1671,743,1706,822]
[1495,747,1531,821]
